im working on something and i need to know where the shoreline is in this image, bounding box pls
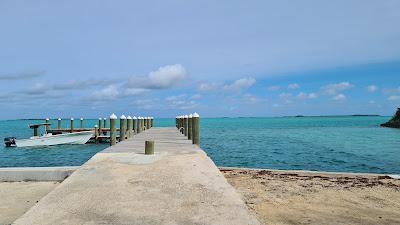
[222,167,400,225]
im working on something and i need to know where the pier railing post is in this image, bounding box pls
[192,113,200,146]
[70,118,74,133]
[98,118,102,135]
[94,125,99,144]
[45,118,50,131]
[103,118,107,135]
[127,116,133,138]
[57,118,62,129]
[137,117,141,133]
[180,116,184,134]
[133,116,137,134]
[188,114,192,140]
[144,117,148,130]
[120,115,126,141]
[184,115,188,136]
[110,114,117,146]
[80,118,84,129]
[141,117,144,131]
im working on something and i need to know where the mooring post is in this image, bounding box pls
[80,118,84,129]
[143,117,147,130]
[45,118,50,131]
[140,117,144,131]
[98,118,102,135]
[137,117,141,134]
[110,113,117,146]
[120,115,126,141]
[127,116,133,138]
[192,112,200,145]
[188,114,193,140]
[145,140,154,155]
[133,116,137,134]
[94,125,99,144]
[184,115,189,136]
[103,118,107,135]
[176,116,178,129]
[57,118,62,129]
[70,118,74,133]
[179,116,184,134]
[150,117,154,128]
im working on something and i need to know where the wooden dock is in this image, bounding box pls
[13,126,260,225]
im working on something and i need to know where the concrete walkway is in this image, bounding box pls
[14,128,260,225]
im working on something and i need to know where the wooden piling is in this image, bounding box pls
[127,116,133,138]
[57,118,61,129]
[70,118,74,133]
[184,115,188,136]
[45,118,50,131]
[103,118,107,135]
[98,118,102,135]
[94,125,99,144]
[188,114,192,140]
[192,113,200,145]
[120,115,126,141]
[110,114,117,146]
[80,118,84,128]
[145,140,154,155]
[144,117,147,130]
[133,116,137,134]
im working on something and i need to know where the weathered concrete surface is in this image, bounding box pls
[14,128,260,225]
[0,166,78,182]
[0,181,59,225]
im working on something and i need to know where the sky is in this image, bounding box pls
[0,0,400,119]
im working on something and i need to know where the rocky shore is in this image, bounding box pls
[381,108,400,128]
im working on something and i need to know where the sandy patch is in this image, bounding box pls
[221,168,400,225]
[0,181,59,225]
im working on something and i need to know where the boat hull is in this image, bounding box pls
[15,131,94,147]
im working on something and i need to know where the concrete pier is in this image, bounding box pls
[14,128,259,225]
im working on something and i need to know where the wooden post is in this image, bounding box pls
[184,115,188,136]
[145,140,154,155]
[176,116,178,129]
[144,117,147,130]
[140,117,144,132]
[150,117,154,128]
[137,117,141,134]
[192,112,200,145]
[127,116,133,138]
[110,114,117,146]
[80,118,84,129]
[120,115,126,141]
[133,116,137,134]
[94,125,99,144]
[188,114,192,140]
[98,118,102,135]
[103,118,107,135]
[70,118,74,133]
[179,116,184,134]
[57,118,61,129]
[45,118,50,132]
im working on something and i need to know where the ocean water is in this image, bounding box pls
[0,117,399,174]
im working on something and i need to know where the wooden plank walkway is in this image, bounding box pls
[14,128,260,225]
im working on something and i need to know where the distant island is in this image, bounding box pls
[381,108,400,128]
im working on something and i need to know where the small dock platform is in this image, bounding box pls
[13,127,259,225]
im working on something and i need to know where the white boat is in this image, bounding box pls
[4,125,94,147]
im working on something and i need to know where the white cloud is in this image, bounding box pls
[288,83,300,90]
[267,85,281,91]
[367,85,378,92]
[296,92,318,100]
[332,93,346,101]
[388,95,400,101]
[127,64,187,90]
[223,77,256,93]
[198,82,219,92]
[90,85,119,101]
[322,82,354,95]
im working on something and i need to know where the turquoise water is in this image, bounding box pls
[1,117,399,174]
